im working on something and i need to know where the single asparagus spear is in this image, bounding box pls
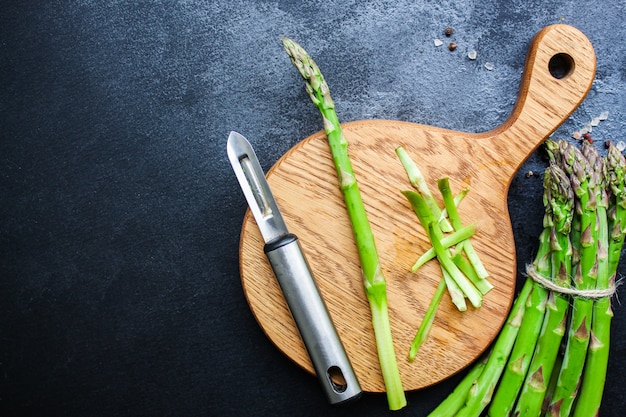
[427,356,488,416]
[408,275,447,360]
[438,178,490,281]
[606,142,626,281]
[573,141,626,416]
[282,37,406,410]
[426,278,534,417]
[396,146,453,232]
[488,169,565,415]
[547,140,598,416]
[412,224,477,271]
[489,163,573,416]
[513,162,574,417]
[403,191,483,308]
[453,277,537,417]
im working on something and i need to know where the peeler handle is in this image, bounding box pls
[264,234,362,405]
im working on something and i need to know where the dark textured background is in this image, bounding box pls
[2,1,625,416]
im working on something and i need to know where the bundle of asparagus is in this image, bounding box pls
[429,139,625,417]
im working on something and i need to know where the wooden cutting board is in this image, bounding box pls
[237,24,595,392]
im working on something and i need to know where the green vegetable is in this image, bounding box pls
[431,278,535,417]
[408,275,447,361]
[454,235,551,416]
[513,162,574,417]
[396,147,453,232]
[573,141,626,416]
[427,356,488,416]
[397,149,492,359]
[427,138,623,417]
[412,224,477,272]
[452,253,494,296]
[438,178,490,281]
[403,191,483,309]
[548,141,598,416]
[281,37,406,410]
[396,147,490,302]
[488,267,548,416]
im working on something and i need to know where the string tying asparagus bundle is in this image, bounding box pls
[428,138,624,417]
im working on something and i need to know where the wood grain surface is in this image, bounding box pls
[237,24,595,392]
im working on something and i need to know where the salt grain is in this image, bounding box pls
[468,50,477,60]
[484,62,494,71]
[617,141,626,152]
[599,111,609,121]
[434,39,443,47]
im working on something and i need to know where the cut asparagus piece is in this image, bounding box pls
[408,275,447,361]
[402,190,483,308]
[452,253,494,295]
[438,178,490,281]
[396,146,453,232]
[412,224,477,271]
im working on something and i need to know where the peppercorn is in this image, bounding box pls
[444,27,454,37]
[448,42,457,51]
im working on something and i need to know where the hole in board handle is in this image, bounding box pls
[327,366,348,393]
[548,53,575,79]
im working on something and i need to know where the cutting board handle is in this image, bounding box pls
[485,24,596,171]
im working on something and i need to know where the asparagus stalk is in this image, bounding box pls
[438,178,490,281]
[573,141,625,416]
[606,141,626,287]
[513,162,574,417]
[412,224,477,271]
[282,37,407,410]
[489,163,573,416]
[402,191,483,308]
[547,140,598,416]
[426,279,534,417]
[606,142,626,279]
[408,275,447,360]
[396,147,453,232]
